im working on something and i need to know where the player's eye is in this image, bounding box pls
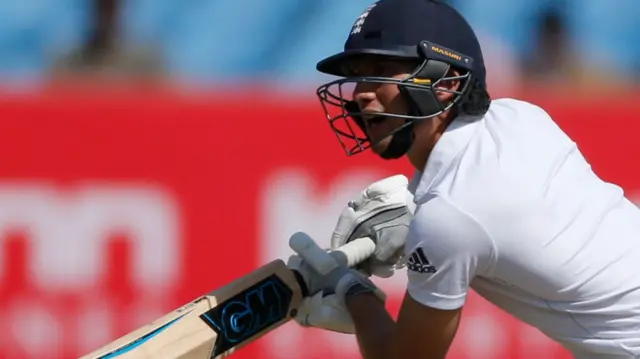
[357,63,389,77]
[374,63,405,77]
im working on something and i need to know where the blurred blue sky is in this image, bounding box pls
[0,0,637,88]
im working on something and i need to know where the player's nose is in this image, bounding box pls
[352,82,377,110]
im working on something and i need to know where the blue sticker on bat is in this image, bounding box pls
[96,310,191,359]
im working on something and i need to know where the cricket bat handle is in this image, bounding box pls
[289,232,375,275]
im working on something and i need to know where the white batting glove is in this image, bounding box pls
[287,252,386,334]
[331,175,415,278]
[294,292,356,334]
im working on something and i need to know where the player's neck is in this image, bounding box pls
[407,111,455,171]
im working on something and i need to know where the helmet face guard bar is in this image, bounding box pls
[316,43,474,156]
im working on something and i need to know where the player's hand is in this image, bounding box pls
[287,252,384,303]
[287,251,386,334]
[293,291,357,334]
[331,174,415,278]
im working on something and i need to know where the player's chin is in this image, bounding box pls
[370,137,393,156]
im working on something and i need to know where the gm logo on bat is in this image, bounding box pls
[200,275,293,356]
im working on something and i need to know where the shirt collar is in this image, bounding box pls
[409,115,482,202]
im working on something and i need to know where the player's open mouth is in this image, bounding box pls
[364,115,387,126]
[364,115,390,142]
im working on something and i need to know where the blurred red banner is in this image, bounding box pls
[0,89,638,359]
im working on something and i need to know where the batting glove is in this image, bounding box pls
[286,252,386,334]
[331,174,415,278]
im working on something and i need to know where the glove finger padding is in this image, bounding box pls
[331,175,409,251]
[294,291,356,334]
[330,175,414,279]
[293,271,387,334]
[346,206,411,276]
[358,207,411,262]
[330,206,358,250]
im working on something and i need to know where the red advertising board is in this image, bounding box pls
[0,88,638,359]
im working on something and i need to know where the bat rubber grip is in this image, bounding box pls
[330,237,376,268]
[289,232,375,275]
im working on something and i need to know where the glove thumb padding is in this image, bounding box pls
[330,205,357,249]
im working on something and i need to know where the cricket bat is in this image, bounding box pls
[79,232,375,359]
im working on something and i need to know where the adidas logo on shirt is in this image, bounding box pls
[407,247,438,274]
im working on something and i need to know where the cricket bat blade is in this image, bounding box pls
[78,232,375,359]
[79,260,301,359]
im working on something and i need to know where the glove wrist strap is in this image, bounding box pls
[335,271,385,306]
[344,282,376,298]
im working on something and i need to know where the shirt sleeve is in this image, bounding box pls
[405,196,496,310]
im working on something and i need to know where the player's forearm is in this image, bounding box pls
[345,292,397,359]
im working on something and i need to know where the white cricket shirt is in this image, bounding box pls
[405,98,640,357]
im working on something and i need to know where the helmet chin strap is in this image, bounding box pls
[379,122,415,159]
[378,60,452,159]
[378,59,453,160]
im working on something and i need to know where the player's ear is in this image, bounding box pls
[435,69,461,103]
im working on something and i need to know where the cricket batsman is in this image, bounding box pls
[286,0,640,358]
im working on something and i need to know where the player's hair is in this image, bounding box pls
[457,76,491,116]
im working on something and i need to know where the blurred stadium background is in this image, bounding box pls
[0,0,639,358]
